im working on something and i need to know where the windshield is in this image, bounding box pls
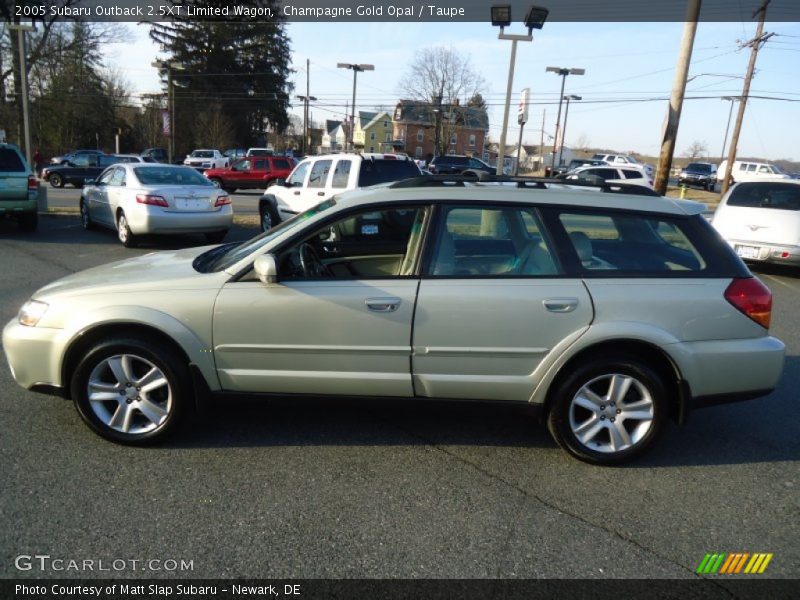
[196,198,338,273]
[133,166,214,186]
[191,151,214,158]
[686,163,712,173]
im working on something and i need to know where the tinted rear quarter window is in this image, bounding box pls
[0,148,26,172]
[358,159,419,186]
[727,182,800,210]
[273,159,290,170]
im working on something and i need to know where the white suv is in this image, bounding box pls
[563,164,653,189]
[258,153,420,231]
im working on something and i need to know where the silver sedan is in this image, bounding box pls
[80,163,233,247]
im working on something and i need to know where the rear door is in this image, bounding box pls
[412,204,594,402]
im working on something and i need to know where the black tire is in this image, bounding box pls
[209,177,223,188]
[547,355,668,465]
[80,199,94,230]
[70,335,190,445]
[259,202,280,232]
[49,173,64,188]
[117,211,137,247]
[205,230,227,244]
[18,211,38,232]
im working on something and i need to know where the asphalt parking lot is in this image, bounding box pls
[1,214,798,584]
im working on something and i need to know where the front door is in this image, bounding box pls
[412,205,594,402]
[212,205,430,397]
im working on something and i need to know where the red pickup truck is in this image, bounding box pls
[204,156,294,192]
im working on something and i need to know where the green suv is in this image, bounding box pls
[0,143,38,231]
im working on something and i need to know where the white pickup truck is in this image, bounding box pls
[258,153,421,231]
[183,149,229,171]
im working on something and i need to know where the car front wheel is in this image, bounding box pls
[71,336,190,445]
[547,356,667,465]
[260,203,280,232]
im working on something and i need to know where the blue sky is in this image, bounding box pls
[107,20,800,160]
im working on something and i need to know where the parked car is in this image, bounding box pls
[591,153,639,166]
[548,159,605,177]
[205,156,294,193]
[561,164,653,189]
[0,142,39,231]
[259,152,421,231]
[183,149,229,171]
[49,149,104,166]
[718,160,792,184]
[141,148,168,163]
[428,155,494,175]
[679,162,717,191]
[224,148,247,160]
[3,174,784,465]
[711,180,800,266]
[79,163,232,247]
[42,154,120,188]
[246,148,273,157]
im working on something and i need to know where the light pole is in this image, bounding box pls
[151,60,184,163]
[490,5,549,176]
[297,95,317,155]
[432,92,443,158]
[337,63,374,152]
[546,67,585,173]
[558,94,581,167]
[720,96,740,163]
[9,22,36,167]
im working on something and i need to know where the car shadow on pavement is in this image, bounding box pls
[749,262,800,279]
[0,213,257,248]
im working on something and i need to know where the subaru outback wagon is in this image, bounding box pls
[3,176,785,464]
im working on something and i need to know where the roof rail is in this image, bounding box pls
[390,173,661,197]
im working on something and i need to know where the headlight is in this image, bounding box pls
[18,300,49,327]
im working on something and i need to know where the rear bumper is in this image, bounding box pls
[724,239,800,266]
[127,205,233,234]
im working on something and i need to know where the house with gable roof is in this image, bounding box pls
[353,110,394,153]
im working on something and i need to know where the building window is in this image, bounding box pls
[469,134,476,147]
[398,129,405,140]
[385,133,391,142]
[369,146,374,152]
[370,132,375,141]
[415,146,423,158]
[383,120,388,127]
[417,129,424,142]
[450,133,457,144]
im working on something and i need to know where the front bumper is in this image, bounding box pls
[3,318,64,392]
[679,175,713,187]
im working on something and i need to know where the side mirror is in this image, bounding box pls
[85,178,95,185]
[273,178,286,187]
[254,254,278,284]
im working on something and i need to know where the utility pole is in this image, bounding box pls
[653,0,702,196]
[9,23,35,167]
[539,108,545,173]
[720,0,771,196]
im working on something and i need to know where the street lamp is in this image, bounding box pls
[558,94,581,167]
[297,95,317,155]
[151,60,184,163]
[337,63,374,152]
[490,4,549,176]
[546,66,585,172]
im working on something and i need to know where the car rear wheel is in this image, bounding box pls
[71,336,189,445]
[547,356,667,465]
[49,173,64,188]
[260,203,280,232]
[80,199,94,230]
[117,212,137,247]
[209,177,223,188]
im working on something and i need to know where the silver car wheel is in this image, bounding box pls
[80,201,90,229]
[86,353,172,435]
[568,373,654,454]
[118,214,129,244]
[261,209,273,232]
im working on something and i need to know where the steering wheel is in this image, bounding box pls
[298,243,331,277]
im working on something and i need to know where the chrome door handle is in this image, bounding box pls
[293,190,301,195]
[317,191,325,196]
[543,297,578,312]
[366,297,401,312]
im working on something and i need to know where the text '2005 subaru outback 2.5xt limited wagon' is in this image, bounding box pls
[3,175,785,465]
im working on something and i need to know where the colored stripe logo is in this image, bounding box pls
[696,552,773,574]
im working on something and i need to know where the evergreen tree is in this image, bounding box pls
[149,1,292,154]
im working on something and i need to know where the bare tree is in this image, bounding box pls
[684,140,708,161]
[397,46,486,156]
[194,104,235,150]
[574,133,592,153]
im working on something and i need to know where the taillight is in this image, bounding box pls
[28,176,38,190]
[214,194,231,207]
[724,277,772,329]
[383,154,397,160]
[136,194,168,207]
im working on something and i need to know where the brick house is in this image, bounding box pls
[392,99,489,161]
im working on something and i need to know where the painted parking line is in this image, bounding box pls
[762,274,800,294]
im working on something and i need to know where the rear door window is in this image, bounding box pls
[331,160,352,188]
[273,158,291,170]
[0,148,26,172]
